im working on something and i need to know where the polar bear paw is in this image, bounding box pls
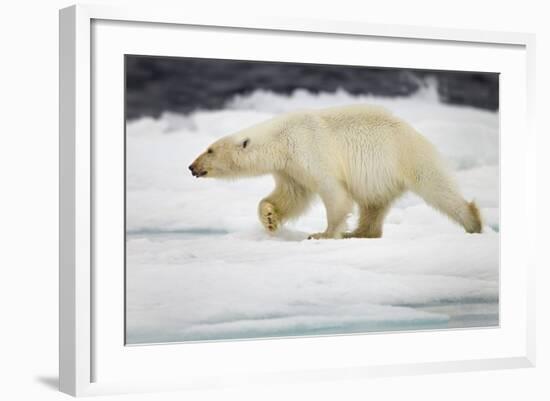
[259,201,280,233]
[307,232,343,240]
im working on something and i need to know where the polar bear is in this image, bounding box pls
[189,104,482,239]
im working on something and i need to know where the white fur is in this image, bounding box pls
[190,104,482,238]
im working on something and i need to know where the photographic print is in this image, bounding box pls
[125,56,499,345]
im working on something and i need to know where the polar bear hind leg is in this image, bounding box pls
[259,173,313,233]
[408,168,482,234]
[344,203,392,239]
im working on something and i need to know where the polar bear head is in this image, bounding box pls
[189,120,287,179]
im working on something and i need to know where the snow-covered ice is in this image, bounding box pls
[125,84,499,344]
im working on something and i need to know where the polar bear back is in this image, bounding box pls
[280,105,444,204]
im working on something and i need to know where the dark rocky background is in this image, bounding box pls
[126,55,499,120]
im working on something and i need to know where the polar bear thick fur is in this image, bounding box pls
[189,104,482,239]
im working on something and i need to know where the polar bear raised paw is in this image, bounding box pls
[259,201,280,233]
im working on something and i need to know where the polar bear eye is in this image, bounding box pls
[207,148,213,154]
[242,139,249,149]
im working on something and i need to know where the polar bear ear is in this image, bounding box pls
[242,138,250,149]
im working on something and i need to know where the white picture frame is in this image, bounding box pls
[59,3,536,397]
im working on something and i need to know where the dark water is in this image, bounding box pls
[125,55,499,120]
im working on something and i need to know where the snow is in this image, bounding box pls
[125,85,499,344]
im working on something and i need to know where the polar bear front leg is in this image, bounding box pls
[259,200,280,232]
[308,182,353,240]
[259,173,313,233]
